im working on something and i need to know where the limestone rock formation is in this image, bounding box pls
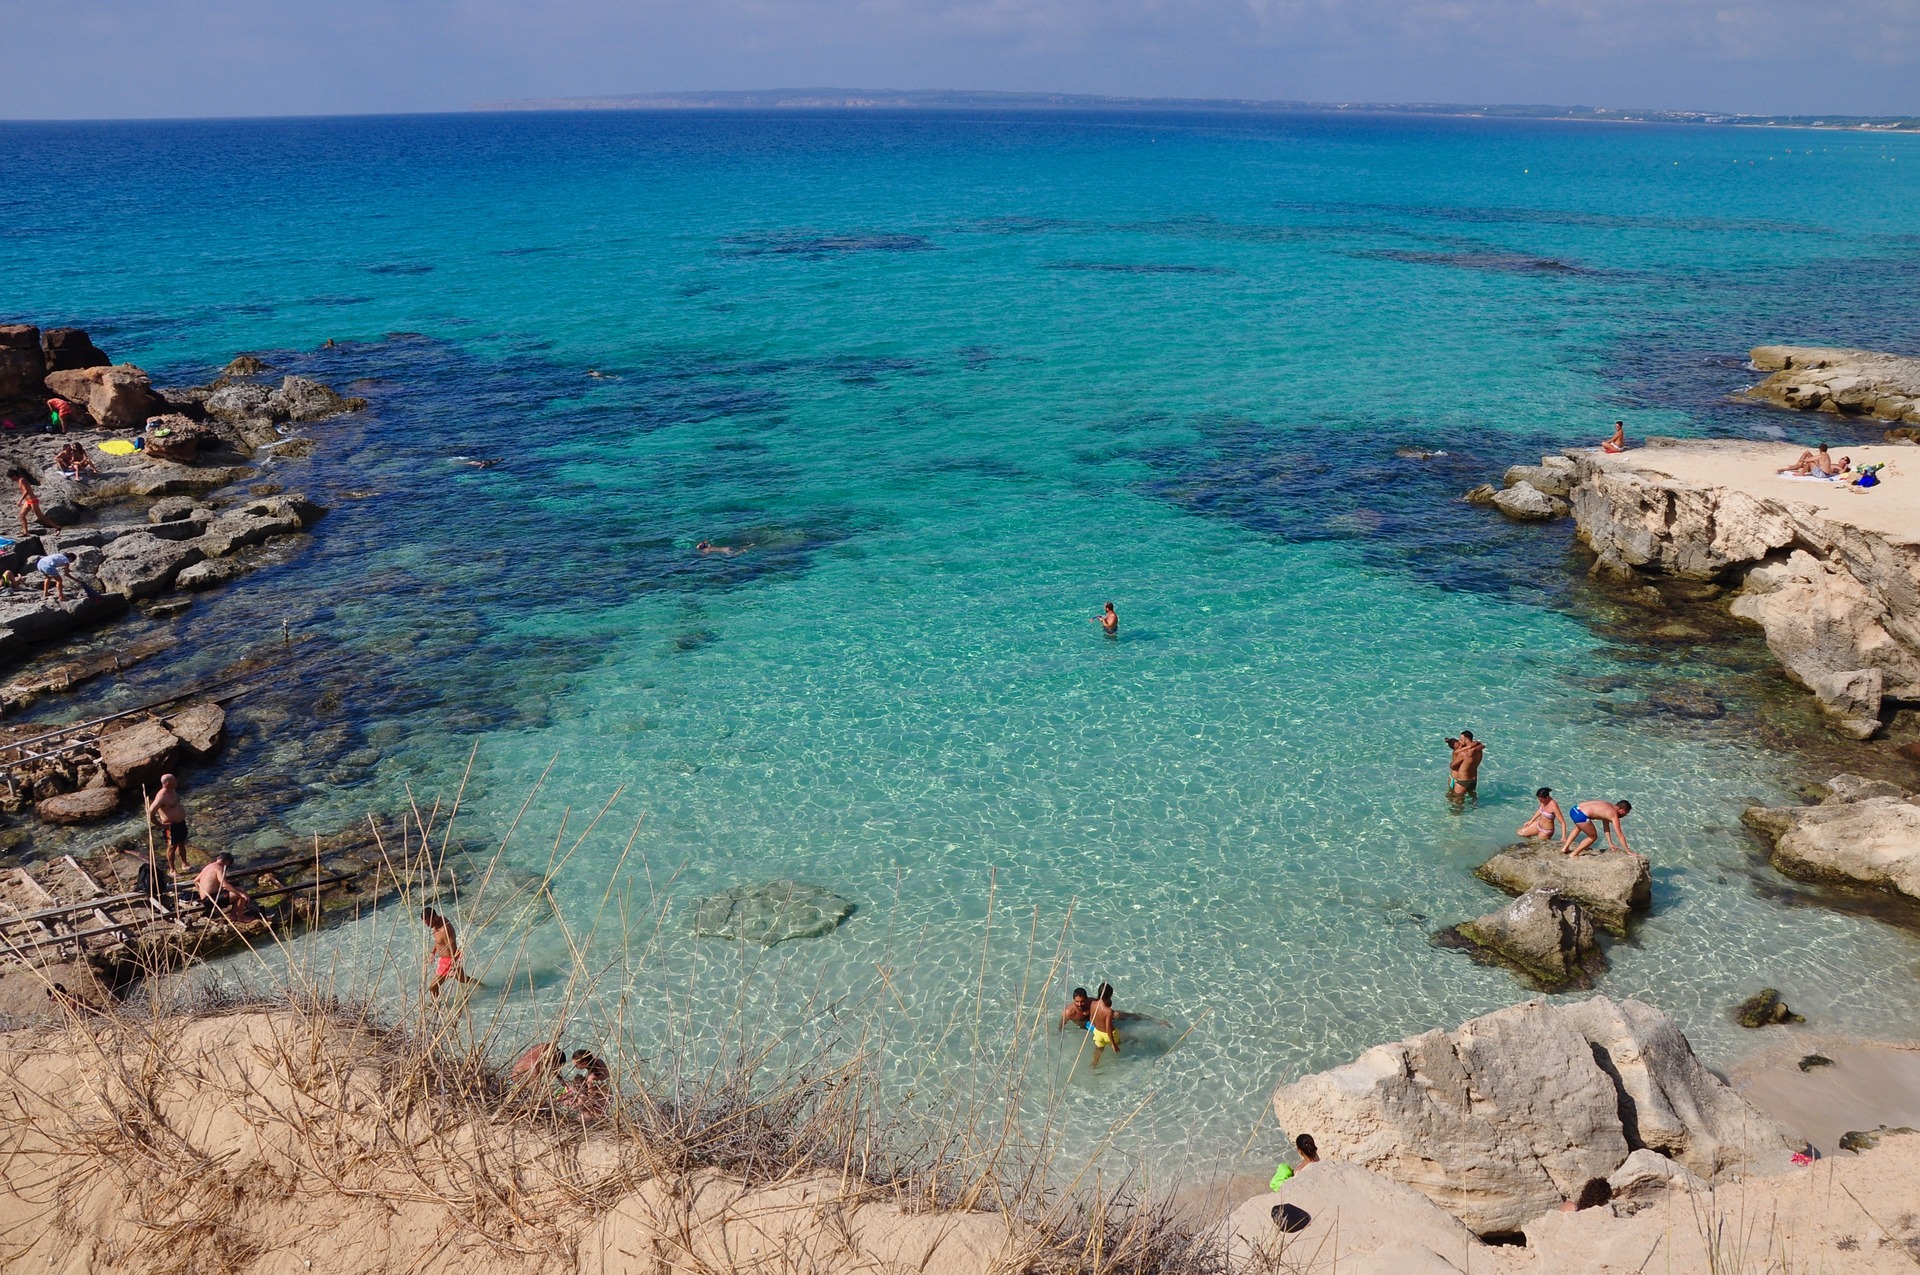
[203,381,275,421]
[1732,988,1804,1028]
[270,375,361,421]
[98,717,183,792]
[1448,887,1604,990]
[0,325,43,400]
[1564,444,1920,731]
[1742,784,1920,903]
[1475,840,1650,935]
[691,881,854,945]
[42,364,162,430]
[1503,457,1576,498]
[164,702,226,757]
[175,558,249,590]
[40,327,109,373]
[34,786,121,825]
[1747,345,1920,424]
[94,531,206,599]
[1491,481,1568,521]
[1268,997,1791,1235]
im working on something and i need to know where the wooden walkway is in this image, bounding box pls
[0,851,362,971]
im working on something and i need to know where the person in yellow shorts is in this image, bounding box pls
[1089,983,1121,1068]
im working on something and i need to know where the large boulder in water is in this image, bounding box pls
[1742,790,1920,903]
[1268,996,1793,1237]
[41,328,109,373]
[1475,840,1650,935]
[692,880,854,945]
[269,375,359,422]
[1443,887,1604,991]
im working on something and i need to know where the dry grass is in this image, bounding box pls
[0,763,1246,1275]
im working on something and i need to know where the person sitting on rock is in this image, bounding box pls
[1517,787,1566,842]
[54,442,97,480]
[1561,799,1635,859]
[1600,421,1627,453]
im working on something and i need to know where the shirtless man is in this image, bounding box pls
[146,773,192,873]
[1561,798,1636,859]
[696,540,749,556]
[1782,444,1845,477]
[1059,987,1093,1031]
[510,1041,565,1086]
[1447,731,1485,800]
[1088,983,1121,1069]
[423,907,479,997]
[195,852,253,919]
[1092,601,1118,637]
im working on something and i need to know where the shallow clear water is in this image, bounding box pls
[6,110,1920,1180]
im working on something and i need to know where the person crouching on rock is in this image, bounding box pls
[1561,799,1635,859]
[196,852,254,920]
[1517,787,1566,842]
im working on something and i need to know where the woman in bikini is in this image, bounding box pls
[1517,787,1565,841]
[1600,422,1627,454]
[6,468,54,537]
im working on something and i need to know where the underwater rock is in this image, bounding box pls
[1798,1053,1835,1072]
[691,880,855,945]
[1731,988,1804,1028]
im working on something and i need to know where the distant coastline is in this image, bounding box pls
[473,88,1920,132]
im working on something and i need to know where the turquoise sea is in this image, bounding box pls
[6,109,1920,1179]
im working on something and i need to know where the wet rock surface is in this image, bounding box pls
[1747,345,1920,424]
[1443,887,1605,991]
[1475,840,1651,936]
[1743,782,1920,904]
[691,880,855,945]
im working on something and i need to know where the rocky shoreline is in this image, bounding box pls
[0,322,412,1014]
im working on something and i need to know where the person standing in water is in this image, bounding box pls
[1091,602,1118,637]
[1447,731,1484,801]
[1088,983,1121,1068]
[1060,987,1093,1031]
[423,907,479,997]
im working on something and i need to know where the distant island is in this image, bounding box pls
[474,88,1920,132]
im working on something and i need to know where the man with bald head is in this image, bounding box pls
[145,772,191,873]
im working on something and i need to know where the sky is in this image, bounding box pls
[1,0,1916,120]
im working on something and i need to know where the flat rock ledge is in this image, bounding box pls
[1439,887,1605,991]
[691,880,855,945]
[1743,772,1920,904]
[1475,840,1650,936]
[1548,438,1920,735]
[1267,996,1795,1237]
[1747,345,1920,424]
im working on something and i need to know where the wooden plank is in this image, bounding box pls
[10,870,54,907]
[0,891,152,929]
[248,871,359,901]
[62,855,105,898]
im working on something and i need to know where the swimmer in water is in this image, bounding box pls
[454,457,501,469]
[1091,601,1118,636]
[696,540,750,556]
[1060,987,1092,1031]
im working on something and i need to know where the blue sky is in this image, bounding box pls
[2,0,1916,120]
